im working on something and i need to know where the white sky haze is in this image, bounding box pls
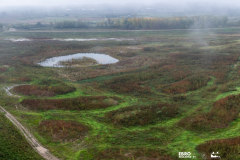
[1,0,240,7]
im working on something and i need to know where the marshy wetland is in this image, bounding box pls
[37,53,119,67]
[2,28,240,160]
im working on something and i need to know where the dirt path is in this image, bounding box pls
[3,85,21,97]
[1,85,59,160]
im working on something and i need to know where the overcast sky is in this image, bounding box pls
[1,0,240,7]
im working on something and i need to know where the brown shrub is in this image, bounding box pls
[161,74,210,94]
[19,59,33,66]
[38,120,89,141]
[0,76,7,82]
[21,96,122,111]
[169,52,203,60]
[18,77,32,82]
[12,85,76,97]
[94,148,175,160]
[178,94,240,131]
[218,84,229,93]
[0,67,7,73]
[105,103,179,126]
[196,137,240,160]
[13,85,55,97]
[162,81,190,94]
[207,85,218,92]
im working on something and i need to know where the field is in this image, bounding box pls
[1,27,240,159]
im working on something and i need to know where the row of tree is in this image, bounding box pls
[54,20,90,29]
[96,15,228,29]
[2,15,228,30]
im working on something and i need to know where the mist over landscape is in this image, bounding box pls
[1,0,240,160]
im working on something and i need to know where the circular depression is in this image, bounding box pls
[37,53,119,67]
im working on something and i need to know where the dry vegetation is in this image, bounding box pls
[38,120,89,142]
[178,94,240,131]
[21,96,122,111]
[12,85,76,97]
[161,74,211,94]
[105,103,179,126]
[2,29,240,159]
[94,148,175,160]
[58,56,98,66]
[196,137,240,160]
[0,67,7,73]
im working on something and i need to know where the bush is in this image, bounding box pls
[105,103,179,126]
[37,78,63,86]
[0,67,7,73]
[38,120,89,141]
[196,137,240,160]
[103,76,152,94]
[12,85,76,97]
[0,114,42,160]
[178,94,240,131]
[18,77,32,82]
[94,147,175,160]
[172,95,186,102]
[117,52,137,57]
[143,47,156,52]
[207,85,218,92]
[21,96,122,111]
[161,74,210,94]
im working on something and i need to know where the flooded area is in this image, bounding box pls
[4,38,134,42]
[4,38,31,42]
[37,53,119,67]
[52,38,134,41]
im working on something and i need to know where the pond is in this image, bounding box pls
[37,53,119,67]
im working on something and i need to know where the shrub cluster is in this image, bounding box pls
[0,114,42,160]
[101,60,193,94]
[0,67,7,73]
[38,120,89,141]
[58,56,98,66]
[196,137,240,160]
[178,94,240,131]
[21,96,121,111]
[0,76,32,83]
[37,78,63,86]
[0,76,6,82]
[103,74,152,94]
[94,147,175,160]
[17,77,32,82]
[105,103,179,126]
[117,52,137,57]
[13,85,76,97]
[143,47,156,52]
[161,74,211,94]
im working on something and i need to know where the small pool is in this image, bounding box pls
[37,53,119,67]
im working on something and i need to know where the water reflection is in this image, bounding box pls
[52,38,134,41]
[37,53,119,67]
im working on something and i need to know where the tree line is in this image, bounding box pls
[1,15,228,30]
[96,15,228,29]
[54,20,90,29]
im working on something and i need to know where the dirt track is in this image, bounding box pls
[1,86,59,160]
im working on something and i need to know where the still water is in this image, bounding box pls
[37,53,119,67]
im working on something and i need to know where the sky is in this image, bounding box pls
[1,0,240,7]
